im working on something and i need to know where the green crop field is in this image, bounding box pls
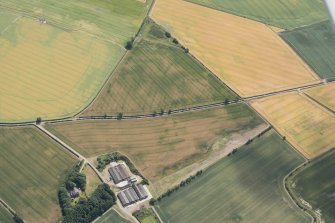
[155,130,310,223]
[187,0,328,29]
[0,126,76,223]
[46,104,265,194]
[288,148,335,222]
[0,206,14,223]
[0,10,17,30]
[82,20,236,116]
[0,0,152,44]
[96,209,131,223]
[281,21,335,79]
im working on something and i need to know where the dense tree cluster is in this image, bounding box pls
[96,152,149,185]
[60,184,116,223]
[58,162,116,223]
[64,162,86,191]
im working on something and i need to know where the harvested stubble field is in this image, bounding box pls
[151,0,320,97]
[187,0,328,29]
[281,21,335,79]
[288,148,335,223]
[155,130,309,223]
[0,11,124,122]
[305,83,335,112]
[82,165,102,196]
[46,104,264,190]
[0,0,152,44]
[82,20,236,116]
[96,209,131,223]
[0,126,76,223]
[0,206,13,223]
[251,92,335,159]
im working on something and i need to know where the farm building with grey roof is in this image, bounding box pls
[108,164,130,184]
[118,184,149,207]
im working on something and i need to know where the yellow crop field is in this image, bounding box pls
[151,0,320,97]
[305,83,335,112]
[251,93,335,158]
[0,13,124,123]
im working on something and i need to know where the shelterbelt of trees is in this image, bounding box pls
[58,162,116,223]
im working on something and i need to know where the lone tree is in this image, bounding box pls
[125,37,135,50]
[165,32,171,38]
[125,41,133,50]
[13,214,24,223]
[172,38,179,44]
[36,117,42,125]
[117,112,123,120]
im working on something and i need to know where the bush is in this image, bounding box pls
[165,32,171,38]
[125,41,133,50]
[172,38,179,44]
[117,112,123,120]
[141,179,149,185]
[36,117,42,125]
[13,214,24,223]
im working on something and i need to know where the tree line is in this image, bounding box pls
[150,170,203,205]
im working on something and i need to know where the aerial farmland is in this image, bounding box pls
[251,92,335,158]
[0,0,335,223]
[305,83,335,111]
[151,0,320,97]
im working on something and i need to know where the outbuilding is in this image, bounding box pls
[132,184,148,200]
[108,164,130,184]
[118,187,139,207]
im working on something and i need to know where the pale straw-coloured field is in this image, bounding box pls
[0,13,124,122]
[251,92,335,159]
[305,83,335,112]
[151,0,320,97]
